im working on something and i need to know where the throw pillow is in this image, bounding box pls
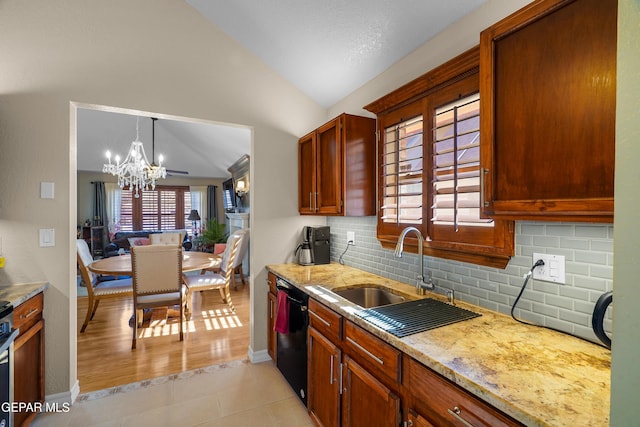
[128,237,150,247]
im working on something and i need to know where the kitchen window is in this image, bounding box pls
[119,186,191,231]
[366,47,513,268]
[381,114,424,225]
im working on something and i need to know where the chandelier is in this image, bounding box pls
[103,117,166,198]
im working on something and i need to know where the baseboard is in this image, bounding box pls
[248,347,272,364]
[45,379,80,406]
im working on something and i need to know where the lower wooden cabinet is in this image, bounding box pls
[13,292,45,427]
[341,355,401,427]
[407,409,435,427]
[307,301,402,427]
[308,327,341,427]
[406,357,522,427]
[304,295,523,427]
[267,273,277,362]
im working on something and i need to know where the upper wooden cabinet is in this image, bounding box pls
[480,0,617,222]
[298,114,376,216]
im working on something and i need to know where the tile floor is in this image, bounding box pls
[32,359,313,427]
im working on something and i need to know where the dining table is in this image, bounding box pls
[87,250,221,277]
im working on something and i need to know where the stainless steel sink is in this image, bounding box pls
[332,286,405,308]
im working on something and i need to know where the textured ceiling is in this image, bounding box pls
[187,0,487,107]
[77,108,251,179]
[78,1,486,179]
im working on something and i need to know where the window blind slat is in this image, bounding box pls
[432,93,491,229]
[381,114,424,226]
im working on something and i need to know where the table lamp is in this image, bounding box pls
[188,209,201,238]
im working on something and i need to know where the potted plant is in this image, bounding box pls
[197,218,228,253]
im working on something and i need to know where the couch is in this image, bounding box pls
[105,230,191,256]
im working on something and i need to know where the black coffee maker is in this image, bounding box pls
[302,226,330,265]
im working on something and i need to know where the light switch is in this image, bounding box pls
[41,182,54,199]
[39,229,55,247]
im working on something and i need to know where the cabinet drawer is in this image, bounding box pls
[267,272,277,295]
[14,293,44,336]
[308,299,342,343]
[407,358,522,427]
[343,320,401,385]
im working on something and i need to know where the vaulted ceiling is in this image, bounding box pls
[77,1,486,179]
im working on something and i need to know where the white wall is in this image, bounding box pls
[0,0,326,396]
[610,0,640,424]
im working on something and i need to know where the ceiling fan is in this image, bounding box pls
[151,117,189,176]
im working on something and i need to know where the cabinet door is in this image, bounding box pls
[308,327,341,427]
[316,117,343,215]
[341,355,401,427]
[267,291,277,362]
[408,410,435,427]
[480,0,616,222]
[14,319,45,427]
[298,131,317,214]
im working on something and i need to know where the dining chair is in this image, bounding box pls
[183,233,242,315]
[149,232,183,246]
[76,239,133,333]
[200,229,250,290]
[130,244,186,350]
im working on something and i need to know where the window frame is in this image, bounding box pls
[118,185,191,231]
[366,47,514,268]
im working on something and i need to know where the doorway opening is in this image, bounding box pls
[73,102,252,393]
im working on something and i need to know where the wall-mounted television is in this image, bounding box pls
[222,178,235,212]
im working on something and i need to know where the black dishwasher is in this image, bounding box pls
[275,278,309,406]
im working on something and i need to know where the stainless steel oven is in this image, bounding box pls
[0,301,17,427]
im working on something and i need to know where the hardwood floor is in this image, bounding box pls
[77,279,251,393]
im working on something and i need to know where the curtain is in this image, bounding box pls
[207,185,218,223]
[189,185,207,226]
[93,181,109,248]
[105,183,121,240]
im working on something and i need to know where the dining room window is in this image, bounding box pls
[119,186,190,231]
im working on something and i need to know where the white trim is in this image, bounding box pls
[248,347,272,364]
[45,379,80,406]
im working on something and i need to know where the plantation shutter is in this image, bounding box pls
[381,115,424,225]
[141,190,159,230]
[432,93,491,230]
[159,190,177,230]
[119,190,134,232]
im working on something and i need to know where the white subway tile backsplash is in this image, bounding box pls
[575,225,609,238]
[327,217,612,344]
[560,238,590,250]
[575,250,608,265]
[545,224,574,236]
[521,223,546,235]
[532,302,560,318]
[533,235,560,248]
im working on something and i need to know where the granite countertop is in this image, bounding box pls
[266,263,610,427]
[0,282,49,307]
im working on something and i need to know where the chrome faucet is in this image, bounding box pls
[394,226,434,295]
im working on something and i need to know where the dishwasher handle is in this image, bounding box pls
[276,283,308,310]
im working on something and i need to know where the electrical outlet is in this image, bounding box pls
[532,253,566,284]
[346,231,355,245]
